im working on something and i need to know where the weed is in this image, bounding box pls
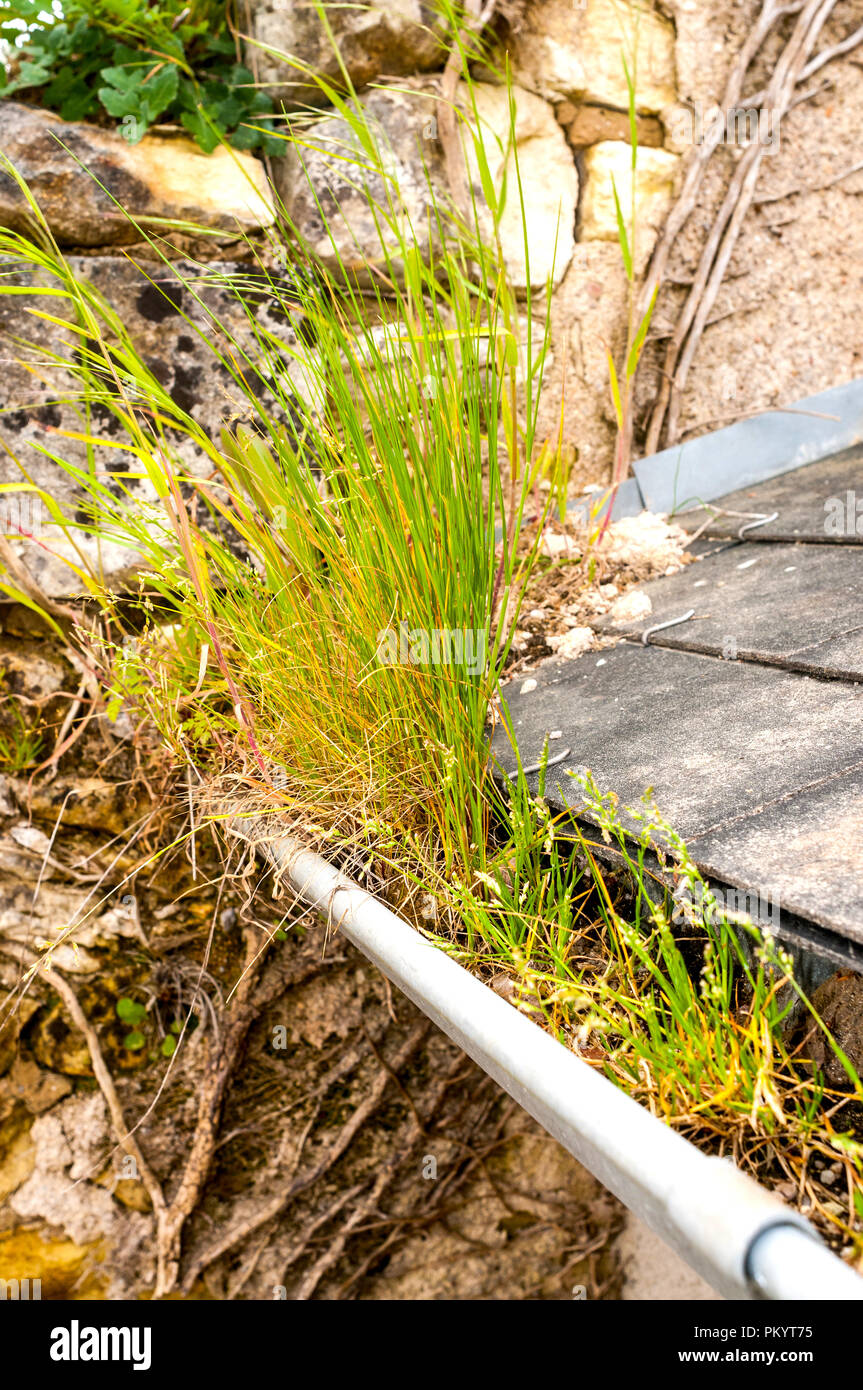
[0,0,282,153]
[455,762,863,1259]
[0,698,44,770]
[596,43,658,541]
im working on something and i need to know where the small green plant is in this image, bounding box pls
[116,994,148,1050]
[0,700,44,770]
[595,47,658,542]
[161,1019,182,1057]
[454,761,863,1260]
[116,996,182,1055]
[0,0,282,154]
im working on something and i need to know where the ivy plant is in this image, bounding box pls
[0,0,283,155]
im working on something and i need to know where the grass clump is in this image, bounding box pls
[460,766,863,1262]
[0,15,560,891]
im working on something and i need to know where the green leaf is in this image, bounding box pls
[611,176,633,282]
[98,84,142,119]
[246,90,275,115]
[626,283,659,379]
[227,63,255,88]
[57,19,89,53]
[256,129,286,158]
[228,122,261,151]
[205,34,236,57]
[180,108,221,153]
[44,64,87,101]
[47,71,101,122]
[606,346,624,431]
[99,63,140,93]
[161,1034,177,1057]
[622,50,638,172]
[472,129,500,223]
[116,996,146,1023]
[123,1030,146,1051]
[138,62,179,122]
[177,75,199,111]
[213,95,244,129]
[197,76,230,104]
[156,33,186,65]
[4,60,54,93]
[110,43,143,67]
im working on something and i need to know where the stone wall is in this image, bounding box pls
[0,253,312,595]
[0,5,645,1296]
[646,0,863,446]
[2,0,862,570]
[0,0,685,600]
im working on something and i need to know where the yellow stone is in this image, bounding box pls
[0,103,275,244]
[94,1164,153,1215]
[121,136,275,233]
[511,0,676,115]
[0,1227,106,1299]
[580,143,678,268]
[0,1120,35,1203]
[461,83,579,290]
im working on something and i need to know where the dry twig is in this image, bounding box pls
[644,0,842,451]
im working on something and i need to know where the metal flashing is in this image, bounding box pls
[633,377,863,516]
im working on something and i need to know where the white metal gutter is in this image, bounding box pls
[250,827,863,1302]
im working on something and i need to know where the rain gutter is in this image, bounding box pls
[246,826,863,1303]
